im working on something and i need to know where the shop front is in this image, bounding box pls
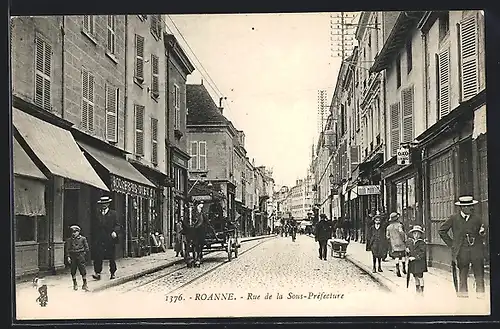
[169,147,190,248]
[13,137,48,277]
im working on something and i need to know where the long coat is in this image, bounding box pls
[366,224,386,258]
[407,238,428,274]
[92,209,120,260]
[315,220,333,241]
[438,213,485,260]
[386,220,407,254]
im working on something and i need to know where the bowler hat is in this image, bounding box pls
[408,225,424,234]
[455,196,478,206]
[97,196,112,204]
[389,212,400,221]
[70,225,81,232]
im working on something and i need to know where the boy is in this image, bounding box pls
[406,225,428,296]
[64,225,90,291]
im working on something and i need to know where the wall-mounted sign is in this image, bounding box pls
[397,146,411,165]
[357,185,380,195]
[111,175,156,199]
[64,179,81,190]
[192,195,212,201]
[172,153,188,169]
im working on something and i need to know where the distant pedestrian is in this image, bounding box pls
[92,196,121,280]
[174,219,184,257]
[386,212,407,277]
[64,225,89,291]
[379,212,390,261]
[366,215,385,273]
[406,225,428,296]
[315,214,333,261]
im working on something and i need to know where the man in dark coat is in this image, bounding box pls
[438,195,487,298]
[92,196,121,280]
[315,214,333,261]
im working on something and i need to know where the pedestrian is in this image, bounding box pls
[64,225,89,291]
[366,215,385,273]
[174,219,184,257]
[438,195,487,298]
[386,212,407,277]
[315,214,333,261]
[92,196,121,280]
[406,225,428,296]
[379,211,390,261]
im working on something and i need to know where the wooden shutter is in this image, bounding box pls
[459,15,479,101]
[34,36,51,111]
[151,15,158,36]
[107,15,115,54]
[174,85,180,129]
[88,73,94,131]
[390,102,400,157]
[438,47,451,118]
[151,118,158,165]
[83,16,94,35]
[151,54,159,97]
[135,105,145,156]
[190,141,198,170]
[135,35,144,81]
[199,141,207,171]
[81,69,94,132]
[401,85,414,143]
[105,84,118,142]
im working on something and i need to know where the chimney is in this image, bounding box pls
[219,97,226,114]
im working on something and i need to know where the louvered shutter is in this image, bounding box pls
[135,35,144,81]
[135,105,145,156]
[107,15,115,54]
[81,70,89,130]
[190,141,198,170]
[105,84,118,142]
[438,48,451,118]
[83,15,89,32]
[35,36,51,111]
[151,118,158,165]
[459,15,479,101]
[401,86,414,143]
[88,74,94,132]
[151,54,159,97]
[151,15,158,36]
[199,141,207,171]
[390,102,400,156]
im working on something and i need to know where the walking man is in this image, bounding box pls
[315,214,333,261]
[438,196,486,298]
[92,196,121,280]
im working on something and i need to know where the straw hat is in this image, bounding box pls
[408,225,424,234]
[97,196,112,204]
[455,196,478,206]
[70,225,81,232]
[388,212,400,221]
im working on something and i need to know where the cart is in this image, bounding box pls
[204,217,240,261]
[330,238,349,258]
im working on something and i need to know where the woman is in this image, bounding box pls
[174,219,184,257]
[366,215,385,273]
[386,212,407,277]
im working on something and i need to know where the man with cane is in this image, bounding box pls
[438,196,486,298]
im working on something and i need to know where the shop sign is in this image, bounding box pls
[173,154,188,169]
[357,185,380,195]
[397,146,411,165]
[192,195,212,201]
[64,179,81,190]
[111,175,155,199]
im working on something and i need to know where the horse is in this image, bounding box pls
[182,212,207,267]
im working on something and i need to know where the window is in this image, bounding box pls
[83,15,95,36]
[437,48,451,118]
[34,36,51,111]
[135,34,145,82]
[439,12,450,42]
[81,69,95,132]
[459,15,479,101]
[174,84,180,130]
[189,141,207,171]
[134,104,145,156]
[15,215,36,242]
[151,54,159,98]
[151,14,162,39]
[151,117,158,165]
[138,15,147,21]
[105,84,118,142]
[107,15,116,54]
[406,39,412,74]
[396,56,402,88]
[390,102,400,156]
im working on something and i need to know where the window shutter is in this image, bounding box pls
[88,74,94,132]
[34,36,51,111]
[199,141,207,171]
[81,70,89,130]
[105,84,118,142]
[438,47,451,118]
[459,15,479,101]
[83,15,89,31]
[107,15,115,54]
[135,105,145,156]
[151,118,158,165]
[390,102,400,157]
[190,141,198,170]
[151,54,159,97]
[151,15,158,36]
[135,35,144,81]
[401,85,414,143]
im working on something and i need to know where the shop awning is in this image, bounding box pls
[77,141,156,190]
[12,108,109,191]
[13,137,47,180]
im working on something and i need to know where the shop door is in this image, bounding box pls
[477,137,489,267]
[63,188,80,241]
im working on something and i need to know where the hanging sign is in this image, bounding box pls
[357,185,380,195]
[397,146,411,165]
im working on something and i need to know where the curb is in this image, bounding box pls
[91,234,275,292]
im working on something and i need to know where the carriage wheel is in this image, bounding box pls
[227,237,233,261]
[234,239,239,258]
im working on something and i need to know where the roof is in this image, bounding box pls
[187,84,228,125]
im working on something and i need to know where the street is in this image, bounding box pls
[15,234,489,319]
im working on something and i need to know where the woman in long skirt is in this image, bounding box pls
[366,215,386,273]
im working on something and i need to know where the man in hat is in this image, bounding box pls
[92,196,121,280]
[439,196,486,298]
[315,214,333,261]
[64,225,89,291]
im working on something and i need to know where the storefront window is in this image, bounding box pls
[396,182,403,215]
[407,177,416,224]
[15,215,36,242]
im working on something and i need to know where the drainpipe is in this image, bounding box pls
[381,70,388,211]
[166,44,172,247]
[61,16,65,119]
[422,32,429,129]
[124,15,128,152]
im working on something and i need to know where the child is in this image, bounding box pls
[64,225,90,291]
[36,284,48,307]
[366,215,385,273]
[406,225,428,296]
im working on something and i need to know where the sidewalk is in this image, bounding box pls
[16,234,275,293]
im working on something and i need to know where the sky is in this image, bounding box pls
[165,13,347,188]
